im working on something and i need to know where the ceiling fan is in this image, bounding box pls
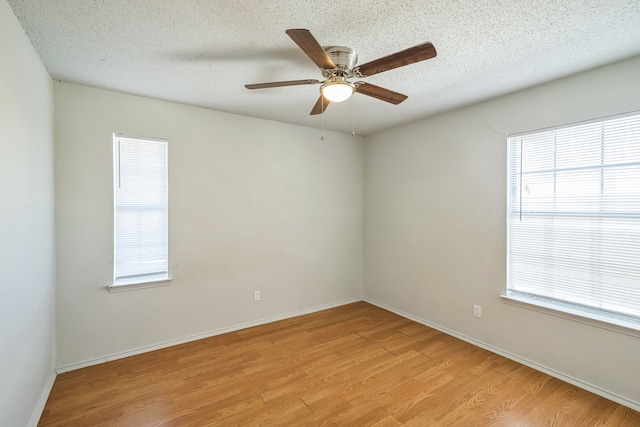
[245,29,437,115]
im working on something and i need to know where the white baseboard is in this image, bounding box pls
[364,297,640,413]
[56,296,363,373]
[28,370,56,427]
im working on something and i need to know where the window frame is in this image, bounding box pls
[109,133,171,292]
[503,111,640,336]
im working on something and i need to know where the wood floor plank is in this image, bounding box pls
[38,302,640,426]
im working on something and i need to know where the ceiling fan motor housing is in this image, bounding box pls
[323,46,358,77]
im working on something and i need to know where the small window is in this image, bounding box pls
[506,112,640,328]
[112,134,169,289]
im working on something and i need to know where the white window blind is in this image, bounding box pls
[113,134,168,286]
[507,112,640,326]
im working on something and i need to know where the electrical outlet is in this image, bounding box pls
[254,290,261,301]
[473,304,482,318]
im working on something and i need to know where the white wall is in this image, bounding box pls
[0,1,56,426]
[54,82,364,368]
[364,56,640,408]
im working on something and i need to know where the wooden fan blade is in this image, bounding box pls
[245,79,320,89]
[357,42,436,77]
[356,83,407,104]
[310,95,330,115]
[286,29,336,70]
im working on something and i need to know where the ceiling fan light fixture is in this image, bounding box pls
[320,77,355,103]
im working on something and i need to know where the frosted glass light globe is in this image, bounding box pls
[321,80,355,103]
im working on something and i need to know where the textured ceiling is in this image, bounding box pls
[7,0,640,135]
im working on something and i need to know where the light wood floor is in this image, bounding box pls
[39,302,640,426]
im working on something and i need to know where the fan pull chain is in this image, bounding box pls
[320,96,325,140]
[352,94,356,136]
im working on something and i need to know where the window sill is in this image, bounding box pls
[108,274,172,293]
[500,294,640,338]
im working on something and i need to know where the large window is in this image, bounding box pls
[507,112,640,328]
[112,134,169,288]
